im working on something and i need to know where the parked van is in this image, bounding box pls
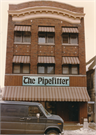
[0,101,64,134]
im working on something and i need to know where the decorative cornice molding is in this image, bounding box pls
[8,6,85,24]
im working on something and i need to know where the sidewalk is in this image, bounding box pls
[64,122,96,135]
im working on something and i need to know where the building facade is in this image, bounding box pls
[2,1,90,124]
[86,56,96,122]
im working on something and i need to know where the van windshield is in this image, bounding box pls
[40,105,52,117]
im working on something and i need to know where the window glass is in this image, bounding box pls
[47,66,54,74]
[70,34,78,44]
[62,34,69,43]
[47,33,54,43]
[14,31,22,42]
[23,64,30,73]
[47,36,54,43]
[13,64,20,73]
[71,65,78,74]
[38,33,46,43]
[1,105,27,117]
[62,65,69,74]
[28,106,43,117]
[38,66,45,73]
[23,32,31,43]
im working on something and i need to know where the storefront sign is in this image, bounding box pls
[22,76,69,86]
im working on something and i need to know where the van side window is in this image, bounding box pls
[28,106,43,117]
[1,105,27,117]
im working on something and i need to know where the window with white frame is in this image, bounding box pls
[62,33,78,44]
[38,32,54,44]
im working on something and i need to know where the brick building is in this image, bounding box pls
[86,56,96,122]
[2,1,90,124]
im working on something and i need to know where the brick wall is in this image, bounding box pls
[5,1,86,85]
[62,46,79,56]
[13,45,31,55]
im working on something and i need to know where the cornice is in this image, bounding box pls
[8,6,85,24]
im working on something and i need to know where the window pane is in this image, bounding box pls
[23,32,31,43]
[62,34,69,43]
[63,66,69,74]
[38,66,45,73]
[28,106,43,117]
[71,65,78,74]
[47,66,54,74]
[13,64,20,73]
[23,64,29,73]
[38,33,46,43]
[70,34,78,44]
[14,32,22,42]
[47,36,54,43]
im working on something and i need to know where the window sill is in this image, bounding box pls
[13,73,30,74]
[38,43,55,45]
[62,44,78,46]
[14,42,31,45]
[62,74,79,75]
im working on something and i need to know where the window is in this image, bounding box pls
[38,32,54,44]
[13,64,20,73]
[23,64,30,73]
[62,64,79,74]
[1,105,27,117]
[62,33,78,44]
[71,65,78,74]
[14,31,31,43]
[38,64,55,74]
[13,63,30,74]
[28,106,43,117]
[62,65,69,74]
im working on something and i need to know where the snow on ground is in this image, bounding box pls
[64,128,96,135]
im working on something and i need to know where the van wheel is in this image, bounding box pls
[46,129,59,135]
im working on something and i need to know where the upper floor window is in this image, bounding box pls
[38,64,55,74]
[14,31,31,43]
[38,27,55,44]
[62,33,78,44]
[38,32,54,44]
[62,64,79,75]
[14,26,31,44]
[62,27,79,45]
[13,63,30,74]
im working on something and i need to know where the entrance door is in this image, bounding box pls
[69,102,79,121]
[26,106,46,134]
[56,102,79,122]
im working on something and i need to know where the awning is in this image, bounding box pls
[38,57,55,63]
[38,27,55,32]
[13,56,30,63]
[14,26,31,31]
[62,28,79,33]
[62,57,80,64]
[2,86,90,102]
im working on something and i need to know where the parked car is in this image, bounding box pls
[0,101,64,135]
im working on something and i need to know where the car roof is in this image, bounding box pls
[0,101,41,106]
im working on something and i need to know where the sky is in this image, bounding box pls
[0,0,96,87]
